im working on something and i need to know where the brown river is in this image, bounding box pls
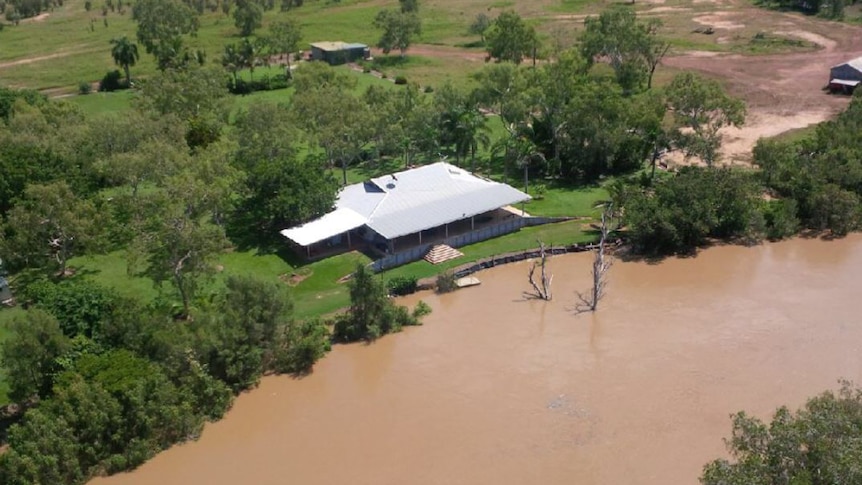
[93,236,862,485]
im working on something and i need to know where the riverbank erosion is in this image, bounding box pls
[91,236,862,485]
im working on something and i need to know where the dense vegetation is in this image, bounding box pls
[2,0,862,481]
[618,91,862,256]
[701,382,862,485]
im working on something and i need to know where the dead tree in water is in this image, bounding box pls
[575,205,614,313]
[524,241,553,300]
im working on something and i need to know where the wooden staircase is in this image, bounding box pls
[424,244,464,265]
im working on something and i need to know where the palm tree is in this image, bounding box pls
[454,108,491,173]
[222,43,243,87]
[110,36,139,87]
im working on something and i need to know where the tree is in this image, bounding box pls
[132,0,200,70]
[0,310,71,402]
[233,0,263,37]
[1,182,99,276]
[136,66,230,148]
[268,19,302,77]
[399,0,418,12]
[575,205,614,313]
[135,187,226,318]
[666,72,746,167]
[468,12,491,43]
[373,9,421,57]
[524,241,552,300]
[435,84,490,170]
[702,383,862,485]
[109,36,140,87]
[332,263,426,342]
[221,42,244,86]
[234,149,339,237]
[234,36,269,82]
[580,8,669,91]
[484,11,538,65]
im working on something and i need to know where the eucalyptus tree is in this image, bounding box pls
[665,72,746,167]
[373,8,421,57]
[268,19,302,77]
[484,11,538,65]
[132,0,200,70]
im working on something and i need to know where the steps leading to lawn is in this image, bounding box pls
[424,244,464,265]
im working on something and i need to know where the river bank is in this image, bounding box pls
[92,235,862,485]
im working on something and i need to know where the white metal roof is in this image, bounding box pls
[363,163,530,239]
[832,56,862,72]
[830,78,861,87]
[281,162,530,246]
[280,207,366,246]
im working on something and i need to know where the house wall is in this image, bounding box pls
[371,217,530,271]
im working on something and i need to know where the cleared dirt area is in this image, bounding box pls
[661,4,862,164]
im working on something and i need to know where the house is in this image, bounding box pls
[829,56,862,93]
[0,277,12,304]
[281,162,531,268]
[309,42,371,66]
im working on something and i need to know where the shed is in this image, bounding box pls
[0,277,12,304]
[309,42,370,65]
[829,56,862,93]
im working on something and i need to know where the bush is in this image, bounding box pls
[98,69,126,92]
[394,75,408,85]
[436,271,458,293]
[763,199,799,240]
[412,300,432,318]
[387,275,418,296]
[78,81,92,95]
[228,74,291,95]
[424,85,434,93]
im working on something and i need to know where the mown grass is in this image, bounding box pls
[66,63,396,117]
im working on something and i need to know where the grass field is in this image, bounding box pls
[0,0,829,93]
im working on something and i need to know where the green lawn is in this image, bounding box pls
[67,64,396,118]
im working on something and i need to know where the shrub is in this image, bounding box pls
[423,85,434,93]
[436,271,458,293]
[394,75,408,85]
[78,81,92,95]
[412,300,432,318]
[387,275,418,296]
[98,69,125,92]
[763,199,799,240]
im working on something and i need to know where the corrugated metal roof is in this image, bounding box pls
[363,163,530,239]
[281,162,530,245]
[832,56,862,73]
[310,41,346,51]
[309,41,367,52]
[280,207,366,246]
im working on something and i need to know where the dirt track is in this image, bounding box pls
[662,8,862,163]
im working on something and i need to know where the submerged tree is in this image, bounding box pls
[524,241,552,300]
[575,205,615,313]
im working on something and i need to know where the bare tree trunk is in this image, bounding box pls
[575,205,614,313]
[525,241,552,300]
[174,250,192,318]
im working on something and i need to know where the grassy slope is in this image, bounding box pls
[3,0,823,93]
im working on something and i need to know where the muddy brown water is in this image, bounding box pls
[92,236,862,485]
